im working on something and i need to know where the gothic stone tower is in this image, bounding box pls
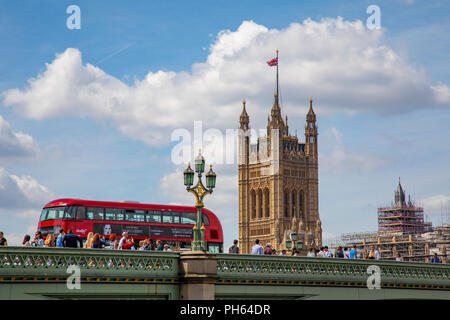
[238,94,322,253]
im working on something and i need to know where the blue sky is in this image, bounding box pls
[1,0,450,246]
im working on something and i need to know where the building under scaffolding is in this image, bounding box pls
[334,179,449,263]
[378,178,432,234]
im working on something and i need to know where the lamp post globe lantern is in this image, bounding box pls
[184,163,194,187]
[184,150,216,252]
[195,150,205,173]
[290,232,298,253]
[205,165,216,189]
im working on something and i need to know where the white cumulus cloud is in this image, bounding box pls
[0,167,54,209]
[418,194,450,216]
[0,116,38,159]
[3,18,450,147]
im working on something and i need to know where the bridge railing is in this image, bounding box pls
[216,254,450,288]
[1,248,449,290]
[0,247,180,280]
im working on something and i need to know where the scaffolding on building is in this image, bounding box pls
[333,179,449,263]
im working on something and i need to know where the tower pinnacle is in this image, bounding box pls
[239,99,249,130]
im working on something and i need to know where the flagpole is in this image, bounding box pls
[276,49,279,103]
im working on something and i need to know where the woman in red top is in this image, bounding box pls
[122,237,135,250]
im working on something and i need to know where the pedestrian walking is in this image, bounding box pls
[0,232,7,246]
[56,228,65,248]
[156,239,164,251]
[317,246,325,257]
[62,228,83,248]
[264,243,273,255]
[32,231,44,247]
[91,233,104,248]
[343,247,350,259]
[22,234,31,246]
[228,239,239,254]
[430,253,441,263]
[349,245,358,259]
[84,232,94,248]
[251,239,263,255]
[335,246,344,258]
[307,247,316,257]
[324,246,333,258]
[118,232,128,249]
[44,233,56,247]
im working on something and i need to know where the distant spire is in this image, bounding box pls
[307,98,316,122]
[395,178,406,207]
[239,99,249,130]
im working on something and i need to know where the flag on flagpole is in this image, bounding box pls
[266,57,278,66]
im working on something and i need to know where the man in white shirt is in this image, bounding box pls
[375,247,381,260]
[317,246,325,257]
[251,239,263,255]
[324,246,333,258]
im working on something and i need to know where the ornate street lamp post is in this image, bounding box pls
[184,150,216,251]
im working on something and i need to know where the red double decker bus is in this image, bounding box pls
[37,198,224,253]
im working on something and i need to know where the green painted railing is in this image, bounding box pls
[1,248,449,294]
[0,247,180,280]
[216,254,450,289]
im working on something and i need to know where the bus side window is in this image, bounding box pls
[87,207,104,220]
[47,208,57,220]
[64,206,75,219]
[76,206,86,220]
[162,211,173,224]
[56,207,65,219]
[147,210,161,223]
[202,213,210,226]
[180,212,196,225]
[40,209,49,221]
[125,209,145,222]
[105,208,122,221]
[172,212,180,224]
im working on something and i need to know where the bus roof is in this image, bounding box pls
[43,198,214,215]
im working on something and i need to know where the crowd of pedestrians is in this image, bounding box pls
[228,239,444,263]
[0,230,445,263]
[6,229,176,251]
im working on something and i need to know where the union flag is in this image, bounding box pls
[266,58,278,66]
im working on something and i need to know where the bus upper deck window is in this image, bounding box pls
[46,208,57,220]
[87,207,104,220]
[162,211,173,224]
[147,210,161,223]
[64,206,76,219]
[106,208,123,221]
[181,212,196,225]
[202,213,210,226]
[40,209,49,221]
[125,209,145,222]
[172,212,180,224]
[75,206,86,219]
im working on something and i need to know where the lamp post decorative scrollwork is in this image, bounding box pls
[183,150,216,251]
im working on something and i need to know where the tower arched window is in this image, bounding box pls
[299,190,304,217]
[258,189,263,218]
[265,189,270,218]
[251,190,256,219]
[284,189,289,217]
[292,190,297,217]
